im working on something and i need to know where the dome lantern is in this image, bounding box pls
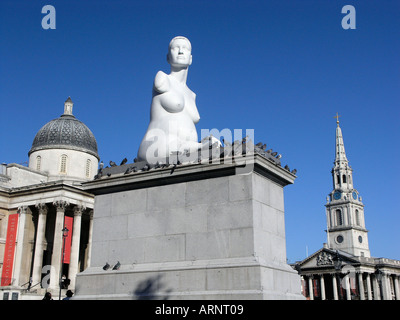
[64,97,73,116]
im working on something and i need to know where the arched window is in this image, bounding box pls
[355,209,361,226]
[36,156,42,171]
[60,154,68,174]
[342,174,347,183]
[337,174,340,184]
[85,159,91,178]
[336,209,343,226]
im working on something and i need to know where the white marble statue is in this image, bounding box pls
[137,36,219,164]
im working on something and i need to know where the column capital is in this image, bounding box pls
[17,205,28,215]
[35,203,48,215]
[73,204,86,216]
[53,200,70,211]
[375,269,389,277]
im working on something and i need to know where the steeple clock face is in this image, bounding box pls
[333,191,342,200]
[352,192,357,200]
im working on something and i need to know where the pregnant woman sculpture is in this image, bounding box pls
[137,36,218,164]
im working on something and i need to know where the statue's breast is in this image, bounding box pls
[158,88,185,113]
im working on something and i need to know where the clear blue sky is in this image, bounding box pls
[1,0,399,262]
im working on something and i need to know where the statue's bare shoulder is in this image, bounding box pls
[154,71,170,93]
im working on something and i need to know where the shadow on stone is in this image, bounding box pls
[132,274,172,300]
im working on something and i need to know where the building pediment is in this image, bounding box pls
[295,247,360,271]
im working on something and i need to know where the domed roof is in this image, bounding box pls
[29,98,99,159]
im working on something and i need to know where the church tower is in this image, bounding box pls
[325,114,370,257]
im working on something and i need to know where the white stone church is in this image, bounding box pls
[293,117,400,300]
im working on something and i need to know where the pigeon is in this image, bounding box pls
[271,151,278,156]
[291,169,297,175]
[124,166,134,174]
[284,165,290,171]
[109,161,116,167]
[112,261,121,270]
[120,158,127,165]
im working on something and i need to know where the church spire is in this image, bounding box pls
[325,116,370,257]
[334,113,348,166]
[332,114,351,191]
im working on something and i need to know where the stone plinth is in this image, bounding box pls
[74,154,303,299]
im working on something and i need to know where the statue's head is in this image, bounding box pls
[167,36,192,68]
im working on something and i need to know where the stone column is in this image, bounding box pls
[49,200,69,289]
[366,273,372,300]
[381,272,391,300]
[358,272,365,300]
[344,273,351,300]
[68,205,85,289]
[332,274,339,300]
[31,203,48,286]
[308,276,314,300]
[320,274,326,300]
[86,210,94,268]
[394,275,400,300]
[13,206,28,286]
[372,274,380,300]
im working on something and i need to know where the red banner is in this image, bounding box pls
[1,214,19,286]
[62,216,73,264]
